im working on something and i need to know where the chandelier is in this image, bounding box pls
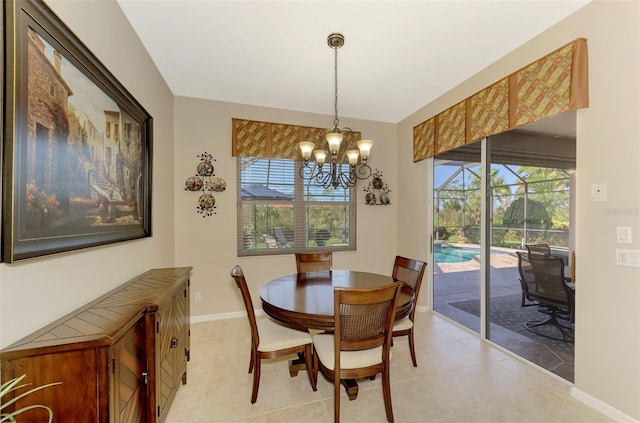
[298,33,373,189]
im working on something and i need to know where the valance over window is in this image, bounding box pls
[413,38,588,162]
[232,118,361,160]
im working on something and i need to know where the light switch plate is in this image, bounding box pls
[616,249,640,267]
[617,226,632,244]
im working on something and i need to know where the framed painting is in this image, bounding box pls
[2,0,153,262]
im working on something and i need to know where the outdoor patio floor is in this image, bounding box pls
[433,246,574,382]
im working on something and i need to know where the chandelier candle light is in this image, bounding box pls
[298,33,373,189]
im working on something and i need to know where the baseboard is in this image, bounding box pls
[190,309,264,323]
[571,386,639,423]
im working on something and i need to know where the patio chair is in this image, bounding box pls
[516,252,540,308]
[262,234,279,248]
[312,282,402,423]
[518,254,574,341]
[295,252,332,273]
[391,256,427,367]
[525,243,551,257]
[275,227,292,248]
[231,265,317,403]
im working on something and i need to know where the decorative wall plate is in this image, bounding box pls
[185,176,203,191]
[197,161,214,176]
[198,194,216,210]
[209,176,227,192]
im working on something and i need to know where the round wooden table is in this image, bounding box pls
[260,270,413,332]
[260,270,413,400]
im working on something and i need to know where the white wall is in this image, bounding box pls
[397,1,640,420]
[0,0,176,348]
[173,96,398,318]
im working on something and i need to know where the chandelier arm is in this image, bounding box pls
[338,168,357,189]
[315,169,333,188]
[355,163,373,180]
[299,163,318,180]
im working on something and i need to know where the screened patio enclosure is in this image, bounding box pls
[434,161,571,253]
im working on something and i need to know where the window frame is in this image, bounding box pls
[237,157,357,257]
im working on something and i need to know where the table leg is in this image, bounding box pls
[342,379,359,400]
[288,352,306,377]
[287,352,361,400]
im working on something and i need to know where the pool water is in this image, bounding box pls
[434,246,511,263]
[434,247,480,263]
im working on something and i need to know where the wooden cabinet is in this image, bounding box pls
[0,267,191,423]
[155,279,190,421]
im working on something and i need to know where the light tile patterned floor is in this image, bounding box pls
[166,313,612,423]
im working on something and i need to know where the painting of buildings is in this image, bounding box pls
[24,27,143,231]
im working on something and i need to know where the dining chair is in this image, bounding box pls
[230,265,317,403]
[312,282,402,423]
[295,251,332,273]
[391,256,427,367]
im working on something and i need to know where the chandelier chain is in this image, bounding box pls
[333,46,340,129]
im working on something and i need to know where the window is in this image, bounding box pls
[123,122,132,145]
[237,157,356,256]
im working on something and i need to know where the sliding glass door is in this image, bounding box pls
[486,126,576,382]
[431,112,576,381]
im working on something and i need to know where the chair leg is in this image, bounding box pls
[381,367,394,422]
[312,347,319,387]
[525,313,574,342]
[408,329,417,367]
[334,375,341,423]
[250,355,261,404]
[248,347,255,373]
[304,344,317,391]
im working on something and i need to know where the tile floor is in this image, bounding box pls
[433,248,575,381]
[166,312,612,423]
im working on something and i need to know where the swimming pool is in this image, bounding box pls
[434,246,510,263]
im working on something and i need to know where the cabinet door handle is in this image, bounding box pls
[171,336,179,348]
[141,371,148,385]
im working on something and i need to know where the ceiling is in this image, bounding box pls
[116,0,590,125]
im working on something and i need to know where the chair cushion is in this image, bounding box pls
[257,318,312,352]
[313,334,390,370]
[392,316,413,331]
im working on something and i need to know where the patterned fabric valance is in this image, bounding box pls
[232,118,361,160]
[413,38,588,162]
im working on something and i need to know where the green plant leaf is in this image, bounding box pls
[0,375,61,423]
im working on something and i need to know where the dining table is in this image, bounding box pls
[260,269,414,400]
